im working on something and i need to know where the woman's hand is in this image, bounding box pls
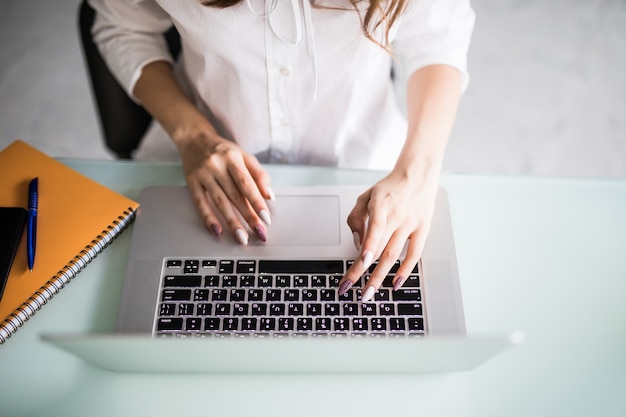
[339,169,439,301]
[176,128,274,245]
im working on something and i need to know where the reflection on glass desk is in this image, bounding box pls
[0,160,624,417]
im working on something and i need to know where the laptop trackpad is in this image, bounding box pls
[260,195,341,246]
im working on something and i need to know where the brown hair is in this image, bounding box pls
[200,0,408,49]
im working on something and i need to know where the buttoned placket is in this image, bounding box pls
[264,15,301,163]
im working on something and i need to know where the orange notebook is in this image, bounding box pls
[0,140,139,343]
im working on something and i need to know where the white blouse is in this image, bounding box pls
[89,0,475,169]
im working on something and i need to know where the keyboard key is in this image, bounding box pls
[279,317,294,331]
[392,289,421,301]
[259,260,344,274]
[204,275,220,287]
[260,318,276,331]
[194,289,210,301]
[288,303,304,316]
[186,317,202,331]
[389,317,406,331]
[230,289,246,302]
[269,304,285,316]
[333,318,349,331]
[258,275,273,287]
[212,289,227,301]
[201,260,217,269]
[320,289,336,301]
[343,303,359,316]
[284,289,299,301]
[219,260,234,273]
[374,289,390,301]
[236,260,256,273]
[370,318,386,331]
[204,317,220,331]
[325,303,340,316]
[328,276,341,287]
[166,260,182,268]
[251,303,267,316]
[339,289,354,301]
[224,317,238,331]
[315,317,331,331]
[242,317,257,331]
[178,303,194,315]
[379,303,395,316]
[162,289,191,301]
[306,303,322,316]
[407,317,425,331]
[311,275,326,287]
[215,304,231,315]
[266,289,281,301]
[248,289,264,301]
[240,275,256,287]
[157,318,183,331]
[352,318,368,331]
[163,275,202,287]
[276,275,291,287]
[197,303,212,315]
[232,303,249,316]
[397,303,423,316]
[302,289,317,301]
[184,260,199,274]
[404,275,420,287]
[294,275,308,287]
[222,275,237,287]
[361,303,376,316]
[159,303,175,316]
[297,317,313,331]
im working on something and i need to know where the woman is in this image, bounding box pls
[89,0,475,301]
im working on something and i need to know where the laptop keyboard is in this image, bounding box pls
[154,258,426,338]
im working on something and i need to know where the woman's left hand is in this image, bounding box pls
[339,169,439,301]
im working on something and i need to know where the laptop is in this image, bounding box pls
[43,184,521,373]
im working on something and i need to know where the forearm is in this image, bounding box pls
[394,64,463,183]
[132,61,220,147]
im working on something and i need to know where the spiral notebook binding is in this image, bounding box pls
[0,208,136,344]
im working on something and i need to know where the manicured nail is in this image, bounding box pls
[338,280,353,296]
[254,225,267,242]
[235,228,248,245]
[393,275,407,291]
[352,232,361,250]
[210,223,221,237]
[362,286,376,302]
[259,209,271,226]
[266,186,276,202]
[362,250,374,269]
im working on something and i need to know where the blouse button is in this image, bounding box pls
[280,67,290,76]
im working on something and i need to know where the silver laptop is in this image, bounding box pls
[43,185,521,373]
[117,185,465,337]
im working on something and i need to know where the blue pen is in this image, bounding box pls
[27,177,38,271]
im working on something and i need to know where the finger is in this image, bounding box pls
[361,231,407,301]
[227,158,272,226]
[187,177,222,237]
[393,226,430,290]
[203,176,254,245]
[244,153,275,202]
[346,190,371,251]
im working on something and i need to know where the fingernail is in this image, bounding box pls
[254,225,267,242]
[393,275,407,291]
[362,286,376,302]
[210,223,221,237]
[259,209,271,226]
[266,186,276,202]
[362,250,374,269]
[235,228,248,245]
[338,280,353,296]
[352,232,361,250]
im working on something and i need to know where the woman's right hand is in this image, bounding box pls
[175,127,274,245]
